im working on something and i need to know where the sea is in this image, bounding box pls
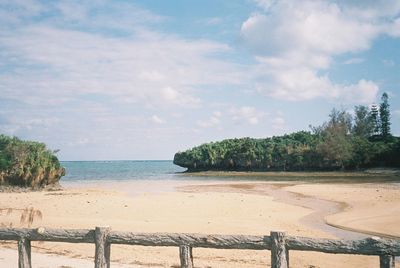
[60,160,186,184]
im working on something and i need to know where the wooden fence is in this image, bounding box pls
[0,227,398,268]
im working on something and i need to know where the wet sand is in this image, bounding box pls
[287,183,400,238]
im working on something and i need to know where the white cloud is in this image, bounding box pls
[94,115,141,125]
[271,117,285,130]
[139,70,166,81]
[160,87,201,107]
[336,0,400,19]
[0,0,46,24]
[387,18,400,37]
[25,117,61,128]
[242,2,378,56]
[255,67,333,101]
[343,58,365,65]
[230,106,264,125]
[150,115,165,124]
[52,1,165,32]
[213,111,222,117]
[69,138,91,146]
[255,65,379,103]
[0,116,61,134]
[0,24,237,109]
[242,0,400,103]
[197,111,222,128]
[0,0,246,114]
[255,52,331,70]
[340,79,379,104]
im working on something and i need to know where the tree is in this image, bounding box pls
[379,92,391,139]
[316,109,353,169]
[328,108,352,133]
[370,103,380,135]
[353,105,374,138]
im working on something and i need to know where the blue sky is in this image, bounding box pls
[0,0,399,160]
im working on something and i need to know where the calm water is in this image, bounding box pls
[61,160,186,183]
[60,160,400,185]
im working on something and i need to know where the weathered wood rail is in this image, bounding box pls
[0,227,398,268]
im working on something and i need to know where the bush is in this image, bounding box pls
[0,135,65,188]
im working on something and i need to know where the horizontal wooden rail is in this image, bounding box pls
[0,228,95,243]
[286,235,400,256]
[108,231,270,249]
[0,227,398,268]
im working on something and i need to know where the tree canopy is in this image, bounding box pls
[379,92,391,139]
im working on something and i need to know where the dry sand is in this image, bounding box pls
[0,179,399,267]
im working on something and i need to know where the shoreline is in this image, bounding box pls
[326,221,400,240]
[178,168,400,177]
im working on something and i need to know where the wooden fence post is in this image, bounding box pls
[380,255,395,268]
[18,237,32,268]
[179,245,194,268]
[271,231,289,268]
[95,226,111,268]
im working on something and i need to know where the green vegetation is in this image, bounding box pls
[379,92,391,140]
[174,93,400,171]
[0,135,65,188]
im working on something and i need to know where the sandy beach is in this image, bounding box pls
[0,179,399,267]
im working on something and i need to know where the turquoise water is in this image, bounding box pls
[60,160,186,183]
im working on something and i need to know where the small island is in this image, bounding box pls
[174,93,400,172]
[0,135,65,188]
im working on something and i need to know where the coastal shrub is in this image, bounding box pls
[174,132,400,172]
[174,131,325,171]
[0,135,65,188]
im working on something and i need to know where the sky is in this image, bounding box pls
[0,0,399,161]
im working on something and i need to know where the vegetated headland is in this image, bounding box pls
[174,93,400,172]
[0,135,65,188]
